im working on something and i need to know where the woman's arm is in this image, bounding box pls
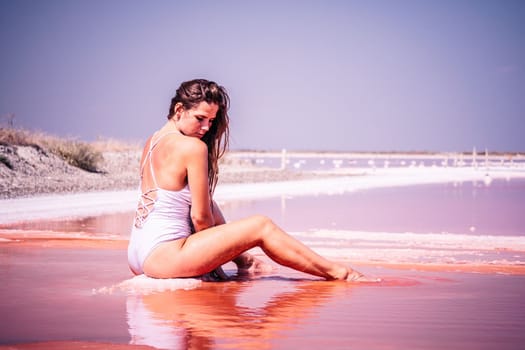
[185,138,215,232]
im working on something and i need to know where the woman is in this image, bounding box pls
[127,79,372,282]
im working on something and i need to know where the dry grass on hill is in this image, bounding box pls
[0,127,141,173]
[0,127,142,198]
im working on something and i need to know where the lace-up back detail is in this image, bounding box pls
[134,132,180,228]
[134,188,157,228]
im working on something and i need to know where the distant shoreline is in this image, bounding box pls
[1,131,524,200]
[229,149,525,157]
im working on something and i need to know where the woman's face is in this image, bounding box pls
[176,101,219,138]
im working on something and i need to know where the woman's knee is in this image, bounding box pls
[249,215,277,237]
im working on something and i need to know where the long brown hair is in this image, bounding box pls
[167,79,230,193]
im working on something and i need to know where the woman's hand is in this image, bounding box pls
[234,253,275,276]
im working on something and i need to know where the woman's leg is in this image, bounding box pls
[211,201,273,274]
[144,215,361,281]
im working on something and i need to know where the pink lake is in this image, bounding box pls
[1,178,525,349]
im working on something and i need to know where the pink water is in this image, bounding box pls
[220,178,525,235]
[1,241,524,349]
[1,243,524,349]
[1,179,525,349]
[4,179,524,236]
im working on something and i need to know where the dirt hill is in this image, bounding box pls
[1,144,141,199]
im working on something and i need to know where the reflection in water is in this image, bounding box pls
[221,178,525,235]
[0,211,134,237]
[126,279,350,349]
[127,294,187,349]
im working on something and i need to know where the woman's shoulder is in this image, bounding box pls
[164,133,207,159]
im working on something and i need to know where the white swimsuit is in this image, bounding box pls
[127,132,192,275]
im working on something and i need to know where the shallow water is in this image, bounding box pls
[4,179,524,236]
[219,179,525,268]
[220,178,525,236]
[2,244,524,350]
[2,178,525,349]
[123,270,525,350]
[4,178,523,268]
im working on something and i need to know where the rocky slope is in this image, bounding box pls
[1,145,140,199]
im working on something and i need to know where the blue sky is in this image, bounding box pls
[1,0,524,152]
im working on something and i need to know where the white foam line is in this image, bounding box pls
[93,274,202,295]
[1,167,524,224]
[293,230,525,265]
[0,190,139,224]
[299,230,525,250]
